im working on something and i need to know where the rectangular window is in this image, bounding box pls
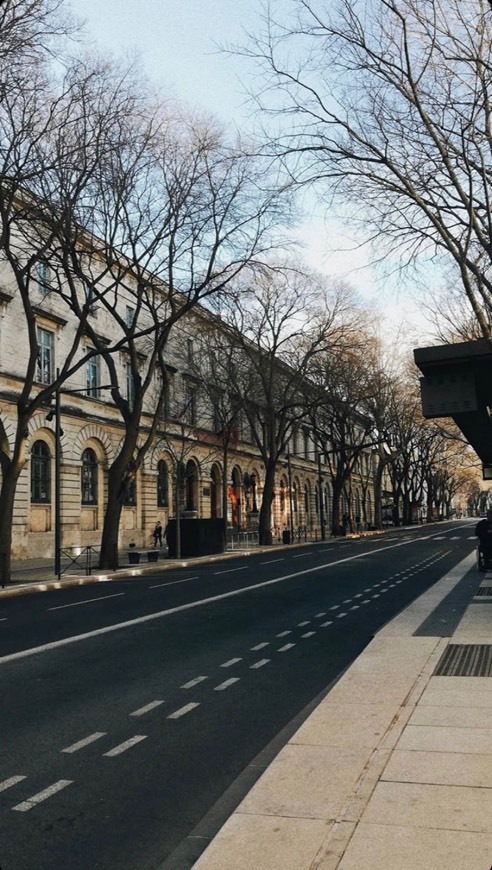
[125,306,135,328]
[36,326,54,384]
[304,429,310,460]
[183,385,196,425]
[37,262,51,294]
[83,282,97,315]
[126,362,135,409]
[86,351,100,398]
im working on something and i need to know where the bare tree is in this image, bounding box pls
[206,265,361,544]
[245,0,492,343]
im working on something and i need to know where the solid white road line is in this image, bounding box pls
[129,700,165,717]
[278,643,295,651]
[3,536,464,666]
[12,780,73,812]
[250,642,269,650]
[250,659,269,669]
[149,577,198,589]
[103,736,147,756]
[62,732,106,753]
[181,676,207,689]
[0,775,26,792]
[48,593,124,611]
[168,702,200,719]
[214,678,240,691]
[276,630,291,637]
[220,657,242,668]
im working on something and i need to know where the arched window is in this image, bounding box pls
[31,440,51,503]
[157,460,169,507]
[81,448,98,504]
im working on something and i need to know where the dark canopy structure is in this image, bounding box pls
[414,339,492,477]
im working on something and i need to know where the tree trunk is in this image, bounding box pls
[258,464,276,545]
[0,460,23,585]
[99,462,125,570]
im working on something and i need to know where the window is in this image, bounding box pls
[123,477,137,506]
[83,282,97,315]
[157,460,169,507]
[86,352,100,398]
[303,429,310,460]
[180,385,196,425]
[37,261,51,294]
[31,440,51,503]
[81,448,98,504]
[36,326,54,384]
[126,362,135,409]
[125,306,135,328]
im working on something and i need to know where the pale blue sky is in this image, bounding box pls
[78,0,263,127]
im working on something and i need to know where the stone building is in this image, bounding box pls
[0,252,377,560]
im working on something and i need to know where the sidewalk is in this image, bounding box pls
[192,551,492,870]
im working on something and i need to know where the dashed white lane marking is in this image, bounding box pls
[372,593,380,598]
[467,536,476,540]
[336,612,347,618]
[48,593,124,611]
[450,536,460,540]
[293,553,309,558]
[301,631,315,638]
[5,536,448,665]
[350,605,360,610]
[104,736,147,756]
[250,659,269,669]
[130,700,165,717]
[260,559,284,564]
[62,732,106,753]
[276,630,291,637]
[0,617,7,621]
[0,775,26,792]
[342,599,352,604]
[315,612,326,617]
[361,599,371,604]
[320,620,333,627]
[251,642,269,651]
[149,577,198,589]
[214,678,240,691]
[12,779,73,812]
[298,621,310,626]
[214,566,248,575]
[221,657,242,668]
[278,643,295,651]
[329,605,340,610]
[433,536,445,540]
[168,703,200,719]
[181,676,207,689]
[354,594,363,598]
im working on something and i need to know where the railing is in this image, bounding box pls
[60,546,101,576]
[227,531,259,551]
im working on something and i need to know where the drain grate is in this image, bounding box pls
[434,644,492,677]
[475,586,492,597]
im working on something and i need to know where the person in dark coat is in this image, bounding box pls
[475,510,492,557]
[153,520,163,548]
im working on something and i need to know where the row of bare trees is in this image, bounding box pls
[0,0,290,580]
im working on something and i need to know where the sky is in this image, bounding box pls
[76,0,432,348]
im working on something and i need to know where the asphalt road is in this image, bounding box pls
[0,520,477,869]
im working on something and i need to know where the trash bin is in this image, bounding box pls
[147,550,158,562]
[128,551,141,565]
[282,530,291,544]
